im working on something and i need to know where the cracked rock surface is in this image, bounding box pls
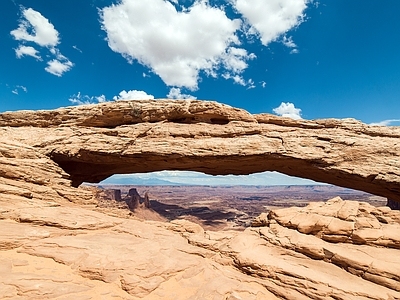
[1,192,400,299]
[1,99,400,202]
[1,100,400,299]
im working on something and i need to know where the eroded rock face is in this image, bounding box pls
[1,99,399,204]
[1,100,400,298]
[1,191,399,299]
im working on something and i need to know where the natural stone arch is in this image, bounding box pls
[1,100,399,206]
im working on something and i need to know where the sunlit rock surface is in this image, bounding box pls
[1,99,399,202]
[1,99,400,298]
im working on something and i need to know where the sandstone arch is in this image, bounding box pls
[1,100,399,205]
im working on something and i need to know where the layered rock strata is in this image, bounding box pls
[1,99,399,205]
[1,190,399,298]
[1,99,400,298]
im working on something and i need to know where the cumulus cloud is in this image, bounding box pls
[273,102,302,119]
[99,0,310,91]
[369,119,400,126]
[100,0,258,90]
[44,48,74,76]
[10,8,59,47]
[167,87,197,99]
[69,90,154,105]
[10,7,73,76]
[15,45,42,60]
[69,92,107,105]
[233,0,308,45]
[45,59,74,77]
[113,90,155,100]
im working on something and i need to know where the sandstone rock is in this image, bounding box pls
[259,197,400,249]
[0,200,277,299]
[1,100,400,299]
[144,192,150,209]
[125,188,141,210]
[1,189,400,298]
[123,188,152,210]
[100,189,122,201]
[1,99,399,204]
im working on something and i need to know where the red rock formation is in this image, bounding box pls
[144,192,150,209]
[1,100,400,298]
[0,99,398,204]
[125,188,141,210]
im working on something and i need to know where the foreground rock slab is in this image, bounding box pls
[0,199,278,299]
[1,193,400,299]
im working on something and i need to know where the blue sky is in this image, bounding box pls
[1,0,399,185]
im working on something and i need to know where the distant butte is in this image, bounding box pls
[1,99,399,207]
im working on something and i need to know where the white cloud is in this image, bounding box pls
[70,90,154,105]
[11,7,73,77]
[69,92,107,105]
[44,48,74,76]
[282,36,297,48]
[222,73,255,88]
[113,90,155,101]
[233,0,308,45]
[247,79,256,89]
[45,59,73,77]
[10,8,59,47]
[222,47,256,73]
[100,0,255,90]
[273,102,302,120]
[167,87,197,99]
[72,45,82,53]
[369,119,400,126]
[223,73,244,85]
[282,36,300,54]
[15,45,42,60]
[11,85,28,95]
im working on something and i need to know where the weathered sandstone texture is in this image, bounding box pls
[1,99,399,204]
[1,192,400,298]
[1,99,400,298]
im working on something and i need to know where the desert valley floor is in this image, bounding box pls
[96,184,388,230]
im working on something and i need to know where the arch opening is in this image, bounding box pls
[91,171,388,229]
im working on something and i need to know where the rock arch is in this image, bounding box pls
[1,100,399,206]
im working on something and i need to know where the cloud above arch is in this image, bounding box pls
[100,0,308,90]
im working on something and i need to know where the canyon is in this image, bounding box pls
[1,99,400,299]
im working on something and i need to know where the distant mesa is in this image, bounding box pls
[0,99,399,208]
[100,176,184,186]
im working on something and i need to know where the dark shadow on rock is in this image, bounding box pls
[150,200,236,226]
